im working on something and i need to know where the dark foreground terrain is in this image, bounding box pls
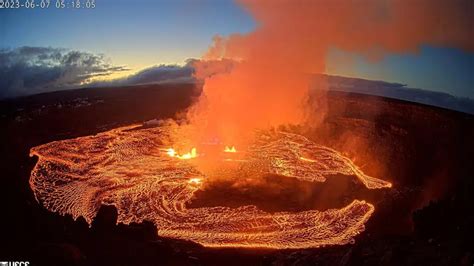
[0,83,473,265]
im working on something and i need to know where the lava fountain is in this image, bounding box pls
[29,122,391,249]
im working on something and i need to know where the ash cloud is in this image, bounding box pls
[0,46,128,98]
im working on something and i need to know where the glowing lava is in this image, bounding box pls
[224,146,237,153]
[188,177,202,186]
[166,147,197,160]
[29,123,391,249]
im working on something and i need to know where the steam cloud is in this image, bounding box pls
[187,0,474,144]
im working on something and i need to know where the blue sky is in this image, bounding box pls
[326,46,474,99]
[1,0,473,98]
[1,0,255,68]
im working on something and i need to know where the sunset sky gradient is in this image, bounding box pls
[1,0,473,98]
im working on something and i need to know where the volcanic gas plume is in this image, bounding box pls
[188,0,474,145]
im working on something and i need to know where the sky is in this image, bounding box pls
[1,0,255,70]
[1,0,473,99]
[326,46,474,99]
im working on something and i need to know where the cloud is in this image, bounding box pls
[89,62,195,88]
[0,47,237,99]
[89,58,236,88]
[0,46,128,98]
[1,46,471,115]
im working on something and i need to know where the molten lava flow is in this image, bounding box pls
[166,147,197,160]
[166,148,176,157]
[29,123,391,249]
[188,177,202,186]
[224,146,237,153]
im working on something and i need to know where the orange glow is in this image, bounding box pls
[224,146,237,153]
[188,178,202,186]
[29,124,391,249]
[166,148,176,157]
[299,156,317,163]
[166,147,197,160]
[187,0,474,152]
[25,0,474,250]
